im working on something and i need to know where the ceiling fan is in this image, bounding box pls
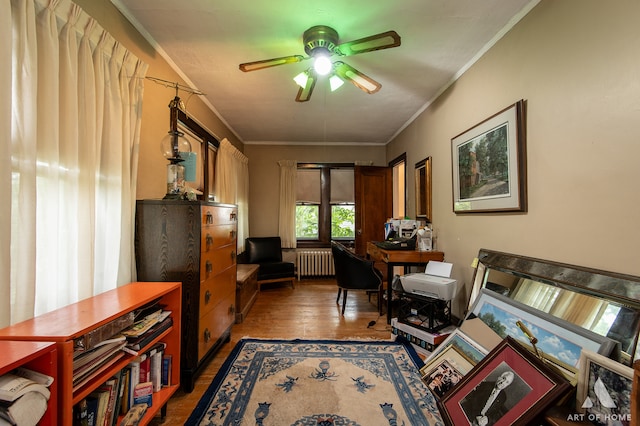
[239,25,401,102]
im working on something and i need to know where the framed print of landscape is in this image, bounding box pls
[451,100,527,213]
[466,290,619,374]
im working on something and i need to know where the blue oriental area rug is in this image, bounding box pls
[185,338,443,426]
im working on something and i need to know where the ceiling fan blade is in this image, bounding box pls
[295,73,316,102]
[334,62,381,94]
[335,30,401,56]
[239,55,306,72]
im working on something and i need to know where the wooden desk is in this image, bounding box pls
[366,242,444,323]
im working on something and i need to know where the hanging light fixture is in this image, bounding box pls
[146,77,205,199]
[160,91,192,199]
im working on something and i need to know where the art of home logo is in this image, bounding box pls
[565,377,632,423]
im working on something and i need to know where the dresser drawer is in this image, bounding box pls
[200,245,236,280]
[201,205,237,226]
[201,224,237,252]
[198,291,235,360]
[199,266,237,317]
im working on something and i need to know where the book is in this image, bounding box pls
[98,376,120,426]
[161,355,172,387]
[121,310,170,339]
[149,349,163,392]
[125,317,173,352]
[139,355,151,384]
[73,312,135,352]
[0,373,51,403]
[132,382,153,408]
[0,391,49,426]
[72,351,125,393]
[85,396,99,426]
[127,356,145,409]
[119,368,131,416]
[88,388,109,426]
[110,370,126,426]
[119,403,147,426]
[73,398,89,426]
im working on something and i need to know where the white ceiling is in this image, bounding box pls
[112,0,538,145]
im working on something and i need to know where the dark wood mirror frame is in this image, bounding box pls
[467,248,640,366]
[415,157,432,223]
[176,108,219,201]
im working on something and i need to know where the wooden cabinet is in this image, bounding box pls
[236,264,259,323]
[0,341,58,425]
[135,200,237,392]
[0,281,181,426]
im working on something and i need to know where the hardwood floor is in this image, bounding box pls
[151,278,392,424]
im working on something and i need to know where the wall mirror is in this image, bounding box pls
[415,157,432,222]
[467,248,640,366]
[177,109,219,201]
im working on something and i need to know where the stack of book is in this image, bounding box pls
[391,317,456,356]
[0,367,54,426]
[73,342,170,426]
[72,306,174,426]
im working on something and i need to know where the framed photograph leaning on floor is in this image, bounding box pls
[576,350,633,425]
[438,337,571,426]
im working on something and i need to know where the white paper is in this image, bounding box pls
[424,261,453,278]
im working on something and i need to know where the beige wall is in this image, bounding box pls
[387,0,640,315]
[74,0,243,200]
[79,0,640,318]
[244,144,386,236]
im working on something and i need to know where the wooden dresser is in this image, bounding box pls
[135,200,237,392]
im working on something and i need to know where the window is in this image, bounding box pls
[296,164,354,246]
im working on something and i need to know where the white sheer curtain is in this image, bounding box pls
[278,160,297,248]
[214,138,249,253]
[3,0,147,326]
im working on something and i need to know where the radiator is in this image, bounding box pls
[296,249,335,279]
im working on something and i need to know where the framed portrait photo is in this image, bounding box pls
[576,350,633,425]
[438,337,571,426]
[421,345,474,400]
[451,100,527,213]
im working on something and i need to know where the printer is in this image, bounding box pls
[400,261,457,301]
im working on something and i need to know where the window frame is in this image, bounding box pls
[296,163,354,248]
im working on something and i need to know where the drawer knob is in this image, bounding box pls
[230,230,236,239]
[204,290,211,304]
[204,328,211,342]
[231,251,236,261]
[229,304,235,315]
[206,234,213,250]
[230,212,237,221]
[206,261,213,274]
[206,212,213,224]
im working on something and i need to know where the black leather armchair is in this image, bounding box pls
[243,237,295,290]
[331,241,383,315]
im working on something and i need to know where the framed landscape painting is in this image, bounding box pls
[451,100,527,213]
[466,289,619,376]
[425,329,488,366]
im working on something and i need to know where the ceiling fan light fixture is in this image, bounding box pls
[334,61,381,94]
[293,71,309,88]
[313,53,332,75]
[329,74,344,92]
